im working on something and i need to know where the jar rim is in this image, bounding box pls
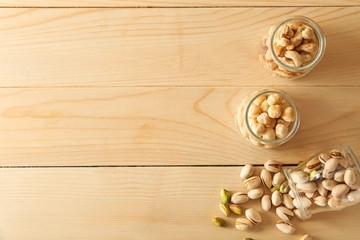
[243,89,300,144]
[270,15,326,71]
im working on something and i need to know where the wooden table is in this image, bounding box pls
[0,1,359,239]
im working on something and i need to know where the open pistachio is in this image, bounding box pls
[244,176,261,190]
[344,168,357,186]
[235,218,253,231]
[219,203,231,216]
[276,220,295,234]
[347,189,360,202]
[260,169,272,189]
[276,206,294,221]
[313,196,327,207]
[230,204,242,215]
[213,217,226,227]
[318,153,330,164]
[309,170,321,181]
[271,186,280,192]
[322,179,337,191]
[272,190,282,206]
[328,197,342,208]
[334,169,346,182]
[306,158,321,171]
[240,164,254,179]
[291,171,308,184]
[231,192,249,204]
[261,195,272,212]
[296,182,316,193]
[300,234,312,240]
[282,193,295,209]
[265,160,282,173]
[332,184,350,198]
[245,208,262,225]
[330,149,342,159]
[280,181,290,193]
[220,189,231,203]
[273,172,286,187]
[248,188,264,199]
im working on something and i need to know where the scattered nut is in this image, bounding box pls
[231,192,249,204]
[276,220,296,234]
[261,195,272,212]
[236,218,253,231]
[213,217,226,227]
[245,208,262,225]
[240,164,255,179]
[220,189,231,203]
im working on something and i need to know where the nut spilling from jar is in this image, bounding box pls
[261,19,320,78]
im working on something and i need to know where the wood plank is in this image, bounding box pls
[0,0,359,7]
[0,7,359,87]
[0,87,358,166]
[0,167,359,239]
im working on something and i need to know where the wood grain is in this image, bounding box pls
[0,7,359,87]
[0,87,358,166]
[1,0,359,7]
[0,167,359,239]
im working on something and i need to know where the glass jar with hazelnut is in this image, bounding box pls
[259,16,326,79]
[236,90,300,148]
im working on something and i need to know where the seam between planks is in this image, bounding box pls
[0,164,297,168]
[0,6,359,9]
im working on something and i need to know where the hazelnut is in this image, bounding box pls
[275,123,289,139]
[281,107,296,122]
[248,104,261,118]
[262,128,276,141]
[268,105,282,118]
[257,113,271,126]
[267,94,283,105]
[260,100,270,112]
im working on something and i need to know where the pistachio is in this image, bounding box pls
[303,167,312,174]
[219,203,231,216]
[280,181,290,193]
[276,206,294,221]
[338,158,348,169]
[245,208,262,225]
[291,171,308,184]
[328,197,342,208]
[309,170,321,181]
[272,190,282,206]
[265,160,282,173]
[260,169,272,189]
[289,189,295,198]
[306,158,321,171]
[334,169,346,182]
[244,176,261,190]
[231,192,249,204]
[344,168,357,186]
[261,195,272,212]
[220,189,231,203]
[273,172,286,187]
[318,153,331,164]
[305,191,316,199]
[313,196,327,207]
[296,182,317,193]
[322,179,337,191]
[276,220,295,234]
[323,158,338,178]
[293,209,312,220]
[300,234,312,240]
[349,179,360,190]
[271,186,280,192]
[213,217,226,227]
[332,184,350,198]
[240,164,254,179]
[235,218,253,231]
[282,193,295,209]
[248,188,264,200]
[322,168,335,179]
[330,149,342,159]
[293,196,312,209]
[347,189,360,202]
[317,181,328,196]
[230,204,242,215]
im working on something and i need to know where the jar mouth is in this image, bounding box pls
[244,90,300,144]
[270,15,326,71]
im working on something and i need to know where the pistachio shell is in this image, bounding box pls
[291,171,308,184]
[240,164,254,179]
[293,196,312,209]
[282,193,294,209]
[231,192,249,204]
[261,195,272,212]
[245,208,262,225]
[313,196,327,207]
[305,191,316,199]
[280,181,290,193]
[293,209,312,220]
[289,189,295,198]
[296,182,317,193]
[276,206,294,221]
[220,189,231,203]
[273,172,286,187]
[306,158,321,171]
[213,217,226,227]
[260,169,272,189]
[328,197,342,208]
[347,189,360,202]
[248,188,264,199]
[324,158,338,172]
[322,179,337,191]
[265,160,282,173]
[300,234,312,240]
[276,220,295,234]
[235,218,253,231]
[318,153,331,164]
[332,184,350,198]
[344,168,357,186]
[272,190,282,206]
[229,204,242,215]
[244,176,261,190]
[334,169,346,182]
[329,149,343,159]
[317,181,328,196]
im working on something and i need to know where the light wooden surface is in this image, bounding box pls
[0,0,359,239]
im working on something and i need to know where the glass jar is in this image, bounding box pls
[236,89,300,148]
[284,144,360,220]
[259,16,326,79]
